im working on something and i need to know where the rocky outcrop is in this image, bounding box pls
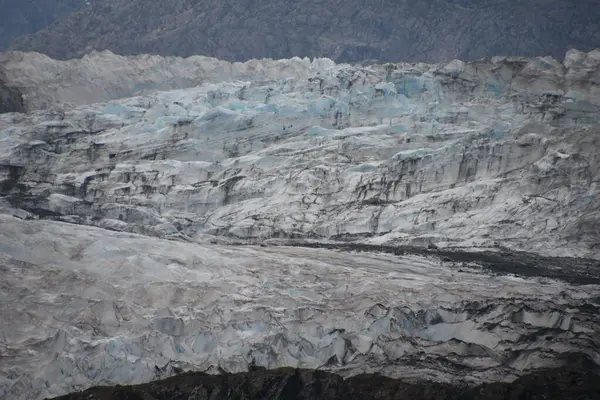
[7,0,600,63]
[0,80,24,113]
[52,367,600,400]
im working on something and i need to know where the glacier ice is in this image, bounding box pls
[0,215,599,400]
[0,214,600,399]
[0,48,600,399]
[1,49,599,257]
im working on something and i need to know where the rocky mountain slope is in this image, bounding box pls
[8,0,600,63]
[0,49,600,399]
[0,0,88,50]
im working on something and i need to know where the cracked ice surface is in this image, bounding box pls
[0,215,599,399]
[1,49,600,257]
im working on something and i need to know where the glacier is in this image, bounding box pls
[0,48,600,399]
[1,215,599,399]
[1,49,599,257]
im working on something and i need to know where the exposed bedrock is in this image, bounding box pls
[0,79,24,114]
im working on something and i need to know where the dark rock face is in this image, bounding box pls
[9,0,600,63]
[0,0,88,50]
[0,80,24,113]
[51,367,600,400]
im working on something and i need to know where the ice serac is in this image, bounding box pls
[1,49,599,257]
[0,50,600,400]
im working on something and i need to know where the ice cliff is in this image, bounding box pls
[1,49,599,257]
[0,49,599,399]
